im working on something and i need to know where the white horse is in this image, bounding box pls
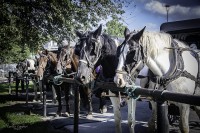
[25,58,42,102]
[110,66,149,133]
[114,27,200,133]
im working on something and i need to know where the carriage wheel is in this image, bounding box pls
[168,114,180,125]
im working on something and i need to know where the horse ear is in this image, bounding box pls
[124,27,130,37]
[76,31,82,38]
[93,24,102,38]
[132,26,146,41]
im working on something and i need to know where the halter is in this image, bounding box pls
[79,36,102,69]
[60,47,76,75]
[116,41,145,83]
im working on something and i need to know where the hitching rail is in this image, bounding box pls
[52,77,200,133]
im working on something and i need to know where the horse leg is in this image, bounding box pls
[86,87,93,119]
[16,77,19,96]
[56,86,62,116]
[32,79,38,102]
[51,85,57,104]
[148,101,157,133]
[194,87,200,119]
[179,104,190,133]
[99,95,107,113]
[38,80,43,102]
[21,79,24,91]
[127,98,136,133]
[64,85,70,117]
[109,90,122,133]
[194,106,200,119]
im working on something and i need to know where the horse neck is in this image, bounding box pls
[142,32,175,76]
[70,48,79,72]
[99,35,118,78]
[48,52,57,66]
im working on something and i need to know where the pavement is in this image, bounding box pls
[39,95,200,133]
[1,83,199,133]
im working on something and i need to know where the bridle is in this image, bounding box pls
[79,36,102,69]
[115,40,145,84]
[37,54,50,77]
[58,47,73,74]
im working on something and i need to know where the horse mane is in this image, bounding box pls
[48,51,57,63]
[70,47,79,72]
[139,31,172,59]
[101,34,118,56]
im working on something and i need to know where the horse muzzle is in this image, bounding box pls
[114,73,126,87]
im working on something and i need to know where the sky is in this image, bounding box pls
[100,0,200,32]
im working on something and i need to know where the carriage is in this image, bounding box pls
[160,18,200,48]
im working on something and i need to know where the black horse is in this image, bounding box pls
[56,43,95,118]
[76,25,128,132]
[75,31,124,113]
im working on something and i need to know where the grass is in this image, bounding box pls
[0,81,66,133]
[0,101,66,133]
[0,102,42,132]
[6,113,41,126]
[0,81,34,95]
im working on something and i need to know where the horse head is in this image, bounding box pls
[56,44,73,74]
[37,52,49,80]
[16,60,27,77]
[114,27,146,87]
[76,25,103,84]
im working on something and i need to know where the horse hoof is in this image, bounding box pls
[56,112,62,117]
[55,114,60,117]
[52,99,57,104]
[86,114,93,119]
[102,106,107,113]
[32,99,37,103]
[63,112,70,117]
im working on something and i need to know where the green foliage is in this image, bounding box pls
[104,19,126,37]
[0,119,7,129]
[0,44,30,64]
[1,0,127,63]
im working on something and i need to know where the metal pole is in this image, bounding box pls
[74,84,79,133]
[157,101,169,133]
[26,74,29,106]
[43,80,47,117]
[8,71,11,94]
[165,5,170,22]
[16,76,19,97]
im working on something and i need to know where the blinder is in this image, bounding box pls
[116,40,144,84]
[79,35,102,69]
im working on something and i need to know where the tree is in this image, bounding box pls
[0,0,128,64]
[104,19,126,37]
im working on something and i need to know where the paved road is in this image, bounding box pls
[46,96,200,133]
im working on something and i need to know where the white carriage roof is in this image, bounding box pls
[43,40,58,51]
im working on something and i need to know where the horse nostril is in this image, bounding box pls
[80,75,85,81]
[119,79,122,86]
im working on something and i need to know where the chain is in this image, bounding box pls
[125,83,141,100]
